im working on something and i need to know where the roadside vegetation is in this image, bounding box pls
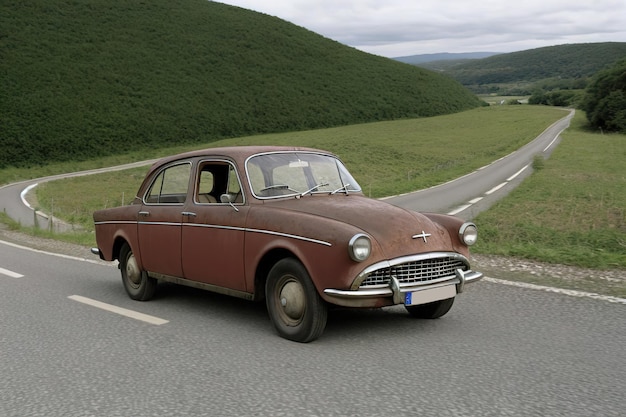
[474,112,626,270]
[426,42,626,96]
[0,0,482,169]
[4,105,566,241]
[581,58,626,134]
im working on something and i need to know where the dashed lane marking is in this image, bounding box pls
[507,164,530,181]
[485,182,507,195]
[0,267,23,279]
[447,204,472,216]
[68,295,169,325]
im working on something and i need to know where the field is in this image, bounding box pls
[3,106,625,276]
[474,112,626,270]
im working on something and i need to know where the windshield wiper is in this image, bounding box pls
[331,183,351,195]
[300,182,329,197]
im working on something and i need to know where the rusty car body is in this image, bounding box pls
[92,146,482,342]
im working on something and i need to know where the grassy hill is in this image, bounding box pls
[0,0,482,169]
[420,42,626,94]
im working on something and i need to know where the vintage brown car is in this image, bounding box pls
[92,146,482,342]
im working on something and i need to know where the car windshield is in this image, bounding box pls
[246,152,362,199]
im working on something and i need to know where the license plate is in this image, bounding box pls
[405,285,456,306]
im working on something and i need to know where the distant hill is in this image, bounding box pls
[0,0,482,169]
[394,52,500,65]
[433,42,626,93]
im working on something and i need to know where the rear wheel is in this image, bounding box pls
[405,297,454,319]
[119,243,157,301]
[266,258,327,343]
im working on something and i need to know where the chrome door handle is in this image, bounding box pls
[182,211,197,217]
[138,211,150,217]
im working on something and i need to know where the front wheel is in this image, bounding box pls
[119,243,157,301]
[266,258,327,343]
[405,297,454,319]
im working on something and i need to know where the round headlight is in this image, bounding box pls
[348,234,371,262]
[459,222,478,246]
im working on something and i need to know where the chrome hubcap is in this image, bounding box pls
[126,254,141,285]
[279,279,305,324]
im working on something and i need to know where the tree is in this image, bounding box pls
[582,59,626,133]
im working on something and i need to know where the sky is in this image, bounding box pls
[217,0,626,58]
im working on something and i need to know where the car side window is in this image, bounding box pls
[145,163,191,204]
[196,161,243,204]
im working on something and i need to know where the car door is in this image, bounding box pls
[137,161,192,278]
[181,160,248,292]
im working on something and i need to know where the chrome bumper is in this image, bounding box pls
[90,247,104,260]
[323,268,483,307]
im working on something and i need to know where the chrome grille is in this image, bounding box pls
[360,256,467,287]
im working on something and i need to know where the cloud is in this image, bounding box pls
[217,0,626,57]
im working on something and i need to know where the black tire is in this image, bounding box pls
[405,297,454,319]
[119,243,157,301]
[266,258,327,343]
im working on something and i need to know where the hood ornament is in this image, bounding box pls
[412,231,431,243]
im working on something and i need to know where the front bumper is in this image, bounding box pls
[323,267,483,308]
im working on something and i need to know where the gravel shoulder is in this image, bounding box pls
[1,223,624,298]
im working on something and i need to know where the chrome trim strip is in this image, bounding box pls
[245,227,332,246]
[96,220,331,247]
[138,221,182,226]
[94,220,138,225]
[183,222,332,247]
[184,223,243,231]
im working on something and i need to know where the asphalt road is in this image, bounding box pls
[2,109,625,416]
[0,109,573,228]
[1,239,625,416]
[385,109,574,220]
[0,160,158,232]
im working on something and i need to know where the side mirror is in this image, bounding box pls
[220,194,234,203]
[220,194,239,212]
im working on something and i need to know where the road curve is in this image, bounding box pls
[0,109,573,229]
[385,109,574,219]
[0,160,158,231]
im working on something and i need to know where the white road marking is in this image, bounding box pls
[507,164,529,181]
[0,267,23,278]
[447,204,472,216]
[483,277,626,305]
[543,135,560,152]
[469,197,483,204]
[0,239,113,266]
[68,295,169,325]
[20,183,38,210]
[485,182,507,195]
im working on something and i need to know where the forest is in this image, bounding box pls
[0,0,482,169]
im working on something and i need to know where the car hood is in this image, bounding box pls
[263,195,455,256]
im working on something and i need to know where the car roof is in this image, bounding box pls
[150,145,335,169]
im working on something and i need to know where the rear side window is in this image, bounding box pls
[145,163,191,204]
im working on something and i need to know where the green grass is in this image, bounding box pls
[7,105,626,275]
[25,106,567,240]
[474,112,626,269]
[1,0,482,169]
